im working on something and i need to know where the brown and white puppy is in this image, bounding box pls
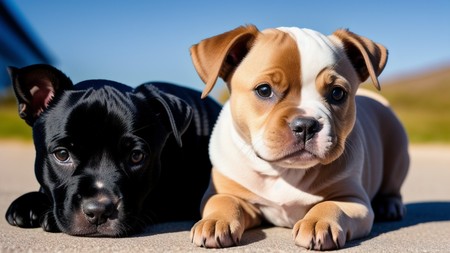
[189,25,409,250]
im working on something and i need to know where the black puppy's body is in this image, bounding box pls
[5,64,221,236]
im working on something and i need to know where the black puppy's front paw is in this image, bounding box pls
[5,192,54,229]
[41,212,60,232]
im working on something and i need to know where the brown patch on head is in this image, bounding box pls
[228,29,301,142]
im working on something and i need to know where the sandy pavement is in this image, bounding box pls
[0,141,449,252]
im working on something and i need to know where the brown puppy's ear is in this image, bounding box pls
[332,29,388,90]
[190,25,259,98]
[8,64,73,126]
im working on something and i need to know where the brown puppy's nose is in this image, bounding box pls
[289,117,320,142]
[82,197,115,225]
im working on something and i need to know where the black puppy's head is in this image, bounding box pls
[9,64,193,236]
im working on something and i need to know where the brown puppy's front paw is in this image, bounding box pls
[190,218,243,248]
[293,217,346,250]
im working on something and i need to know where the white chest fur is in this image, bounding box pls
[209,103,324,227]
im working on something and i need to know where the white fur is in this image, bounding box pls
[95,181,104,189]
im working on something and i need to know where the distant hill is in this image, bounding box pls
[364,64,450,143]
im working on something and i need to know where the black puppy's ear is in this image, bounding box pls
[152,94,193,147]
[8,64,73,126]
[135,85,193,147]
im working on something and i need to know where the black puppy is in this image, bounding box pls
[5,64,221,237]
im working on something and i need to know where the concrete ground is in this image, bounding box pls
[1,141,449,252]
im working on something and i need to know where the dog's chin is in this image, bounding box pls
[63,223,134,237]
[254,133,345,169]
[257,148,321,169]
[60,222,130,237]
[56,213,137,237]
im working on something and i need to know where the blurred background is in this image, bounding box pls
[1,0,449,143]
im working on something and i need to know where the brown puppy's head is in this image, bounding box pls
[191,25,387,169]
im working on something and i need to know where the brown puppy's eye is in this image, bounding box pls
[329,87,347,104]
[129,150,145,165]
[54,149,70,162]
[255,83,273,98]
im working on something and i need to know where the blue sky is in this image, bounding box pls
[9,0,450,94]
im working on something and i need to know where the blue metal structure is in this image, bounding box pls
[0,1,53,93]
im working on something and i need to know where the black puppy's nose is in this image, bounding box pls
[289,117,320,142]
[82,197,115,225]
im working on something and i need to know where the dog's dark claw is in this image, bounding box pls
[215,236,223,248]
[309,239,315,250]
[335,238,341,249]
[200,237,205,247]
[234,236,240,246]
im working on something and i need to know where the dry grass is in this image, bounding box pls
[0,103,32,141]
[363,65,450,143]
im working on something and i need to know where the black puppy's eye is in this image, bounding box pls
[255,83,273,98]
[54,149,70,162]
[329,87,347,103]
[129,150,145,165]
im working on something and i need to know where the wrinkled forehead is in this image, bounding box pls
[276,27,342,85]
